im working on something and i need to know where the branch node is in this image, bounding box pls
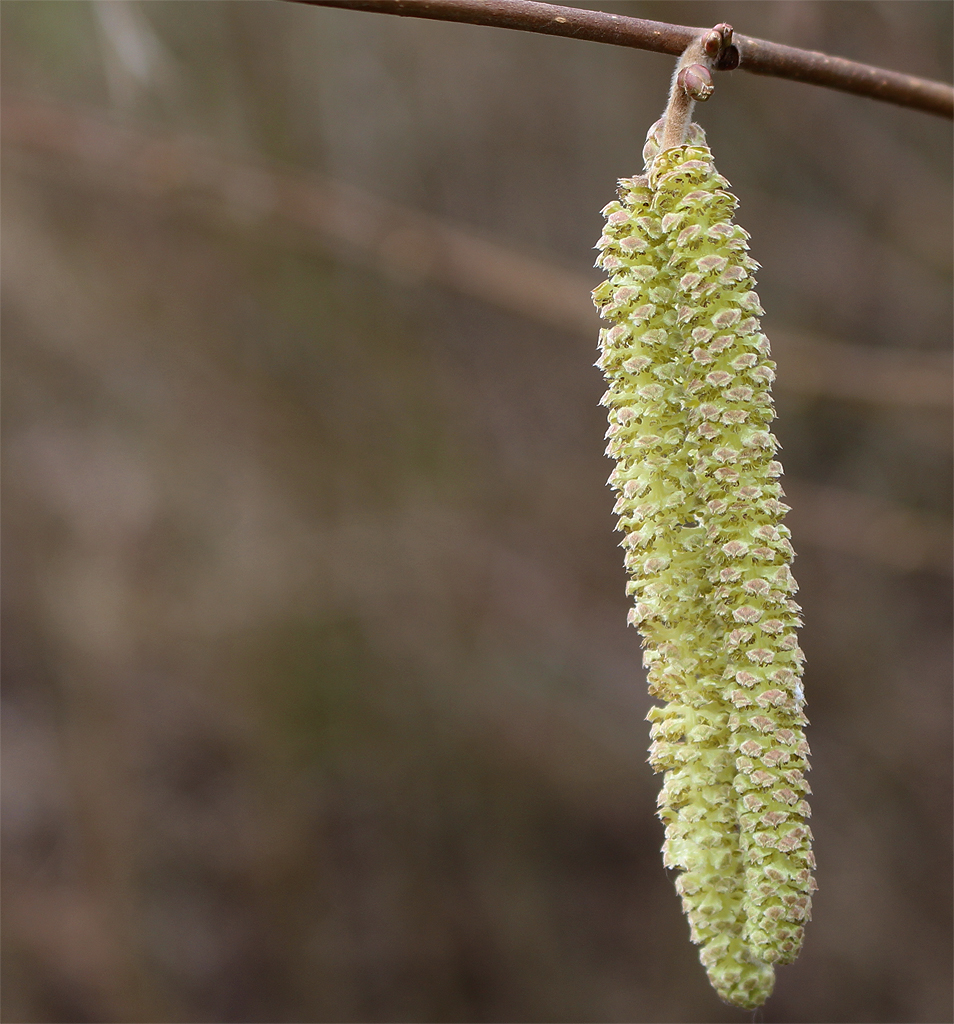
[708,24,740,71]
[703,23,732,59]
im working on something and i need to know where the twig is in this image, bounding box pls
[281,0,954,119]
[658,23,731,151]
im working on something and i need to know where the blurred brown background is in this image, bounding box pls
[2,2,951,1022]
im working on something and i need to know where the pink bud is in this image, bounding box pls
[678,63,714,102]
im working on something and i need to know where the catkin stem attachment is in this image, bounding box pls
[660,24,734,150]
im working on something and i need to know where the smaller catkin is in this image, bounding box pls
[594,124,775,1009]
[649,136,816,967]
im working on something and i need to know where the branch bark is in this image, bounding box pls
[282,0,954,119]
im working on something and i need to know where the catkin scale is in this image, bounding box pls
[594,119,813,1006]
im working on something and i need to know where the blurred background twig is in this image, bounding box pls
[5,93,952,579]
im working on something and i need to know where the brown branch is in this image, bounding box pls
[282,0,954,119]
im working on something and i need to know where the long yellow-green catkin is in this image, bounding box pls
[650,136,815,967]
[594,122,775,1009]
[595,116,816,1004]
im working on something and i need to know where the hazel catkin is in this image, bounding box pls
[593,118,813,1007]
